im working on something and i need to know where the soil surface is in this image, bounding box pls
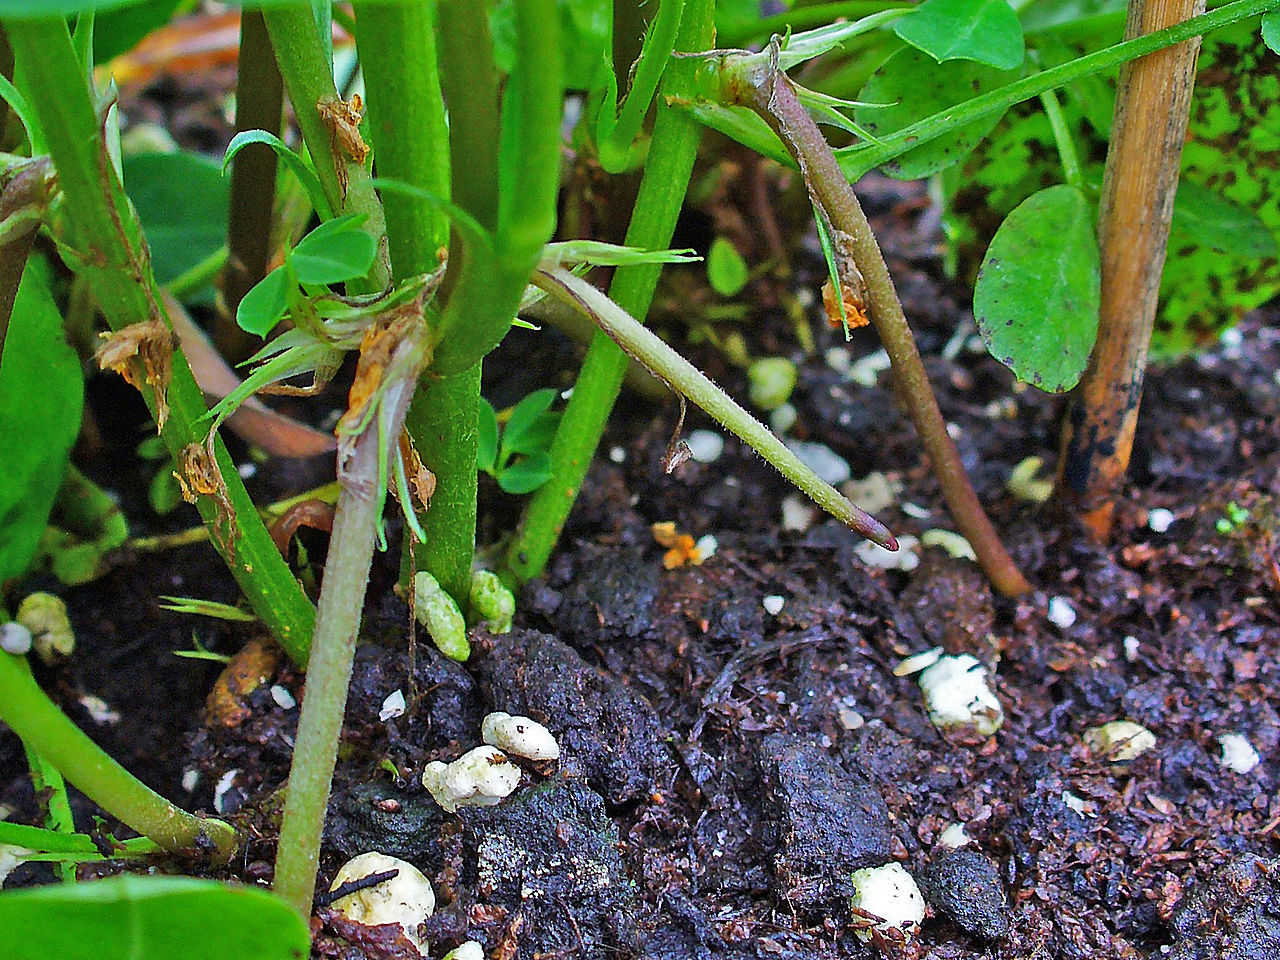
[3,53,1280,960]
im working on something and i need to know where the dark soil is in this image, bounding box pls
[3,61,1280,960]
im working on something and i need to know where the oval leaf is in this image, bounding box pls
[497,453,553,495]
[288,213,376,285]
[974,184,1100,393]
[501,388,557,455]
[0,261,84,584]
[894,0,1025,70]
[707,237,750,296]
[855,47,1012,179]
[124,152,229,298]
[0,876,309,960]
[235,265,290,337]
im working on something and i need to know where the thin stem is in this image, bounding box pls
[0,653,236,860]
[537,268,896,545]
[260,5,388,294]
[6,17,317,662]
[220,10,283,362]
[1038,88,1083,191]
[730,66,1031,596]
[505,0,715,586]
[274,324,430,915]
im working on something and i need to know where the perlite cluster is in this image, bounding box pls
[897,648,1004,737]
[421,711,559,814]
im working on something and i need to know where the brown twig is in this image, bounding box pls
[727,58,1031,597]
[1056,0,1206,539]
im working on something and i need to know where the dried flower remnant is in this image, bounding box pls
[95,319,178,429]
[396,431,436,511]
[317,93,370,196]
[173,442,237,553]
[651,521,707,569]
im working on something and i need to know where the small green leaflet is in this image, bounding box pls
[974,185,1100,393]
[894,0,1025,70]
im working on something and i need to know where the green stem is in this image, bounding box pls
[536,267,896,546]
[274,329,430,915]
[352,0,450,273]
[505,0,714,586]
[835,0,1277,180]
[1038,88,1083,191]
[729,65,1031,596]
[718,0,907,46]
[5,16,316,663]
[0,653,236,860]
[260,5,388,293]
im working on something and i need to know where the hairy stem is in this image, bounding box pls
[730,65,1031,596]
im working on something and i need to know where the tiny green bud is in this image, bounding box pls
[468,570,515,634]
[747,357,797,412]
[412,573,469,661]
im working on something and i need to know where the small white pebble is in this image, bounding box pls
[79,694,120,725]
[854,535,920,572]
[1147,508,1176,533]
[181,769,200,793]
[481,712,560,761]
[937,822,973,850]
[213,769,240,815]
[921,529,976,561]
[769,402,798,435]
[900,501,931,519]
[422,746,522,813]
[0,845,32,887]
[894,646,944,677]
[1061,791,1095,817]
[1047,596,1077,629]
[686,430,724,463]
[780,494,816,533]
[330,852,435,955]
[795,287,815,309]
[840,471,901,515]
[785,439,851,486]
[442,942,485,960]
[824,346,852,373]
[762,595,785,616]
[946,422,962,440]
[1007,456,1053,504]
[1123,635,1140,663]
[1085,721,1156,761]
[847,349,891,387]
[380,689,407,722]
[694,534,718,560]
[237,462,257,479]
[918,654,1003,736]
[0,622,33,656]
[849,862,926,941]
[270,685,296,710]
[1218,733,1261,774]
[838,707,865,730]
[608,445,626,464]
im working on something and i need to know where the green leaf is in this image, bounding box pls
[707,237,750,296]
[1263,10,1280,54]
[0,0,323,16]
[92,0,186,63]
[895,0,1025,70]
[0,261,84,585]
[0,876,310,960]
[855,46,1013,179]
[223,129,332,221]
[288,213,376,285]
[497,452,553,494]
[123,152,229,298]
[501,388,557,455]
[235,265,290,337]
[477,399,499,474]
[1171,178,1278,258]
[974,184,1099,393]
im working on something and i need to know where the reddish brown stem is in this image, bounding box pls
[732,65,1031,597]
[1057,0,1205,539]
